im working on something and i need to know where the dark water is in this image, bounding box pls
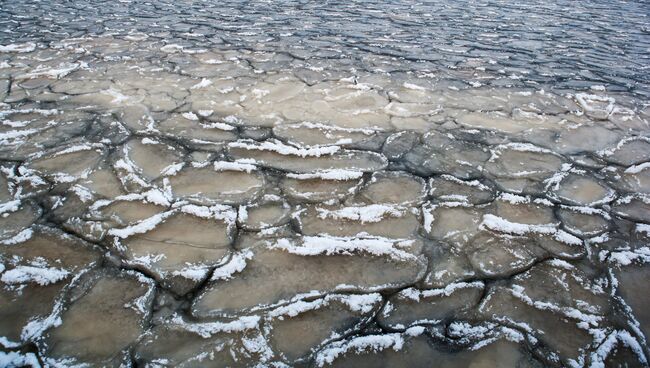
[2,0,650,96]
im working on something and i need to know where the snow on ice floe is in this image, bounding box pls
[191,238,426,317]
[229,139,341,158]
[378,282,485,329]
[269,235,417,260]
[264,293,383,360]
[39,269,155,367]
[1,7,650,366]
[286,169,363,181]
[0,226,102,347]
[0,42,36,53]
[107,205,236,294]
[228,142,388,173]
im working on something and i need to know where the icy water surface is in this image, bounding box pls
[1,0,650,367]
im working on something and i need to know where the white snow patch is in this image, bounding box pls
[636,223,650,236]
[101,88,133,104]
[292,121,378,135]
[604,247,650,266]
[498,192,529,204]
[200,121,236,130]
[141,137,160,145]
[268,299,325,319]
[190,78,213,89]
[575,93,615,117]
[553,229,583,246]
[0,200,21,214]
[403,82,427,91]
[338,293,383,313]
[70,185,94,203]
[316,204,404,223]
[178,204,237,225]
[589,330,647,368]
[398,281,484,301]
[480,214,556,236]
[182,112,199,121]
[229,139,340,157]
[624,162,650,174]
[270,235,415,260]
[213,161,257,173]
[1,228,34,245]
[170,315,260,338]
[491,142,554,160]
[161,162,185,176]
[315,331,413,367]
[211,250,254,281]
[0,42,36,53]
[172,266,210,282]
[0,351,40,367]
[422,203,435,233]
[20,62,82,79]
[268,293,381,320]
[160,44,184,53]
[1,265,69,286]
[108,212,172,238]
[286,169,363,181]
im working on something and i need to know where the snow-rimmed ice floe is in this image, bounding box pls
[268,293,382,319]
[286,169,364,181]
[0,42,37,53]
[1,265,69,286]
[229,139,341,157]
[480,214,582,246]
[315,327,425,367]
[269,235,417,260]
[168,315,261,338]
[315,204,405,223]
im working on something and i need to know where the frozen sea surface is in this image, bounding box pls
[0,1,649,367]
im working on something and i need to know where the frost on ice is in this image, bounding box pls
[1,2,649,367]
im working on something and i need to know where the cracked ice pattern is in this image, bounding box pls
[0,1,649,367]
